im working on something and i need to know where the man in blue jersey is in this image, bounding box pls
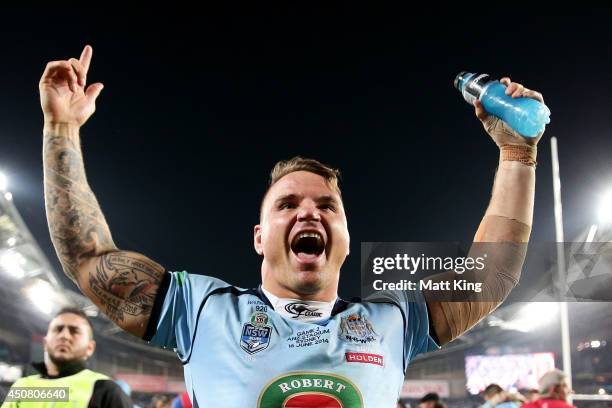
[41,45,545,407]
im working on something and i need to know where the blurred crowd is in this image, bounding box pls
[398,369,582,408]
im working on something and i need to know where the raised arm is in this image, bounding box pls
[41,46,165,337]
[427,77,544,344]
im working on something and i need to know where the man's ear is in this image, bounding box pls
[254,225,264,255]
[85,340,96,360]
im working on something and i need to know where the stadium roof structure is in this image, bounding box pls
[0,190,179,367]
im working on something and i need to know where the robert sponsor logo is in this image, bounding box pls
[285,302,323,319]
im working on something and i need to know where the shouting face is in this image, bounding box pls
[255,171,350,300]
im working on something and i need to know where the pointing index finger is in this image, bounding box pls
[79,45,93,73]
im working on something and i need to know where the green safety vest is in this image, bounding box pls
[1,369,109,408]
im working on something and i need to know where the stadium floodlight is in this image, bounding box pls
[500,303,558,333]
[0,362,22,382]
[586,224,598,243]
[4,192,12,201]
[0,173,7,192]
[0,251,26,279]
[598,190,612,224]
[23,279,56,315]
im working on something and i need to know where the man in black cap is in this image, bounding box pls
[419,392,440,408]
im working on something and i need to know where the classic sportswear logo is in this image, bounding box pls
[258,372,363,408]
[284,302,323,319]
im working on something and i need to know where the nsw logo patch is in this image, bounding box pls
[240,312,272,354]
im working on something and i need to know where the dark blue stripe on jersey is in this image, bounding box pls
[180,283,353,365]
[142,270,171,342]
[255,285,274,307]
[331,298,351,316]
[425,302,441,345]
[192,391,199,408]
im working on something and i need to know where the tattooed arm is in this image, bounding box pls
[41,46,165,337]
[426,78,544,344]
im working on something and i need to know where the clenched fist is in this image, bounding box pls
[474,77,545,147]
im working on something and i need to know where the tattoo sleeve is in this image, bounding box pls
[43,123,164,336]
[81,251,164,335]
[43,124,116,282]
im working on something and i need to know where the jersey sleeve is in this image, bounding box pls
[367,289,439,370]
[143,271,232,359]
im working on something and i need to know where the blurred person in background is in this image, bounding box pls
[116,379,144,408]
[524,388,540,402]
[149,394,172,408]
[480,383,524,408]
[1,308,131,407]
[419,392,440,408]
[171,391,192,408]
[522,370,575,408]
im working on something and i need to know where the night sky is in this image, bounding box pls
[1,14,611,297]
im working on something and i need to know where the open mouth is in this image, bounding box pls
[290,231,326,262]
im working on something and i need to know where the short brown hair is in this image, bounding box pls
[260,157,342,219]
[483,384,503,398]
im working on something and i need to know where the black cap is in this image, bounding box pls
[420,393,440,402]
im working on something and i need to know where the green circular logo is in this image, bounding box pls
[258,372,363,408]
[251,312,269,327]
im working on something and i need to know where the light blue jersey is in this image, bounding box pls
[144,272,439,407]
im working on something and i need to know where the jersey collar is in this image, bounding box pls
[259,286,352,322]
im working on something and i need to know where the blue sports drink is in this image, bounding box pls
[454,71,550,138]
